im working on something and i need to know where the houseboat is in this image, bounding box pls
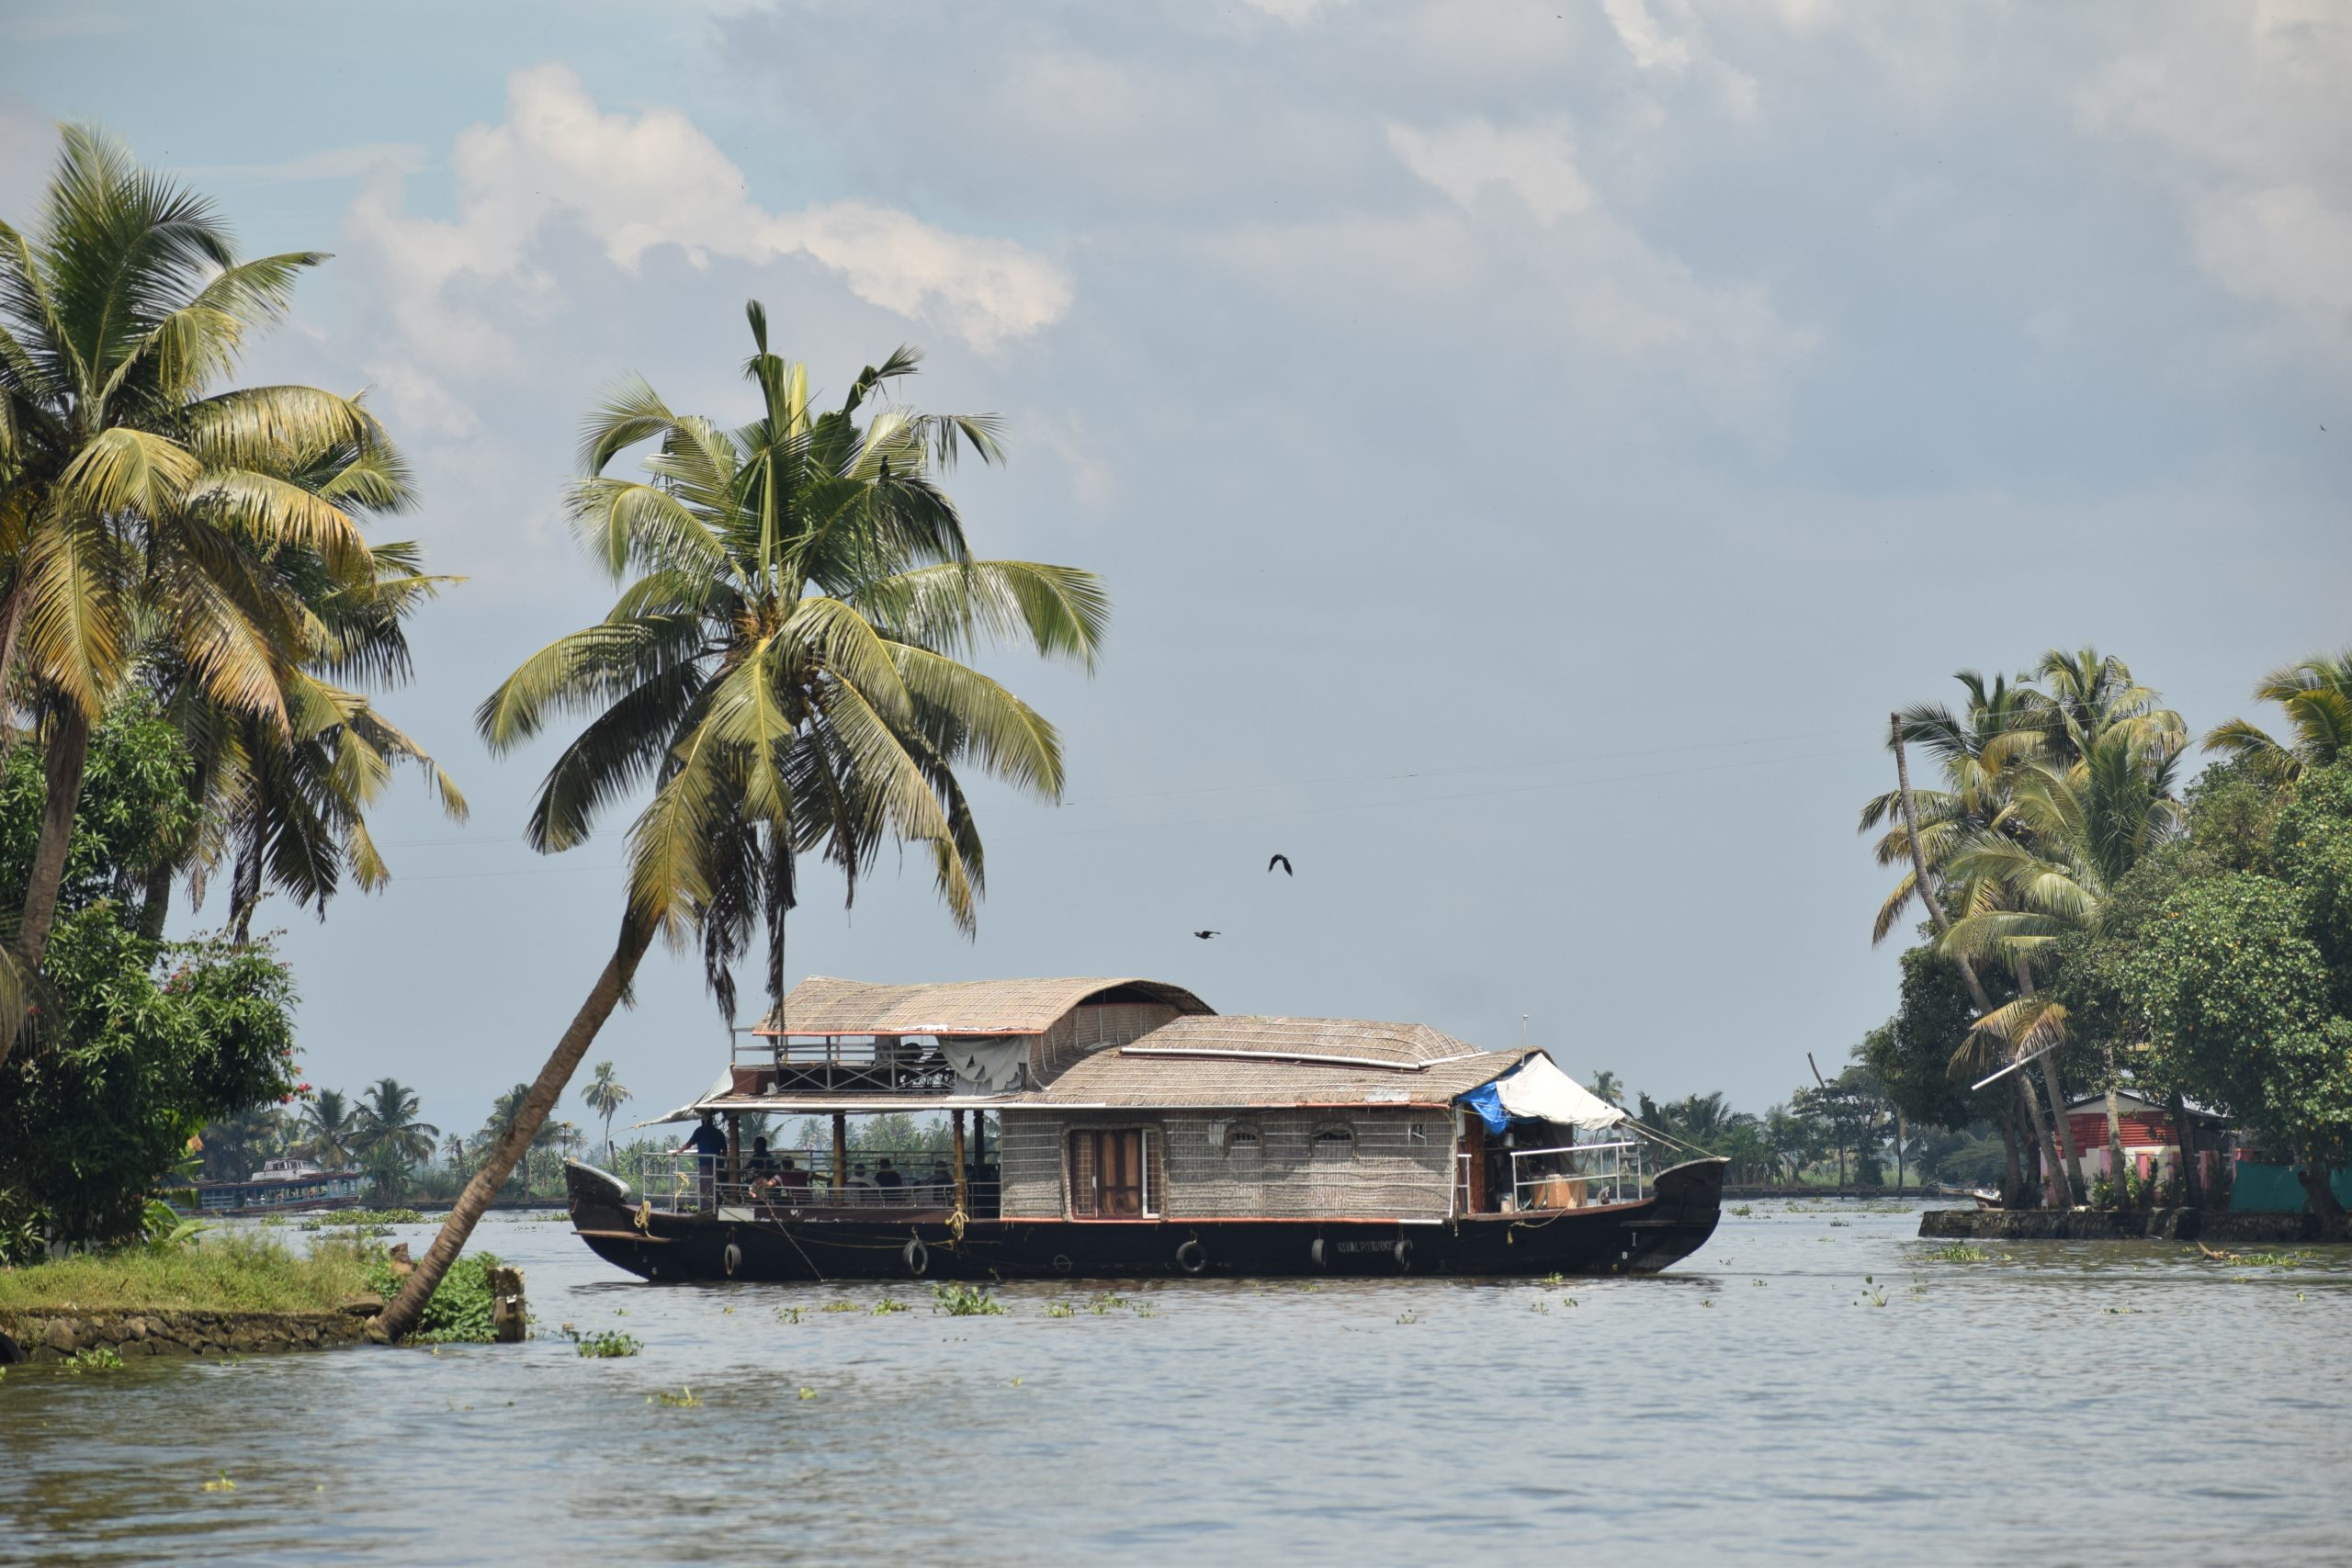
[194,1156,370,1214]
[563,976,1727,1283]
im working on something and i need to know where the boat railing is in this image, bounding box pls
[644,1150,1001,1217]
[1507,1139,1646,1211]
[729,1033,961,1096]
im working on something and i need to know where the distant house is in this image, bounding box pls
[2061,1090,2231,1189]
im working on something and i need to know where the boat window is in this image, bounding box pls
[1225,1124,1261,1155]
[1406,1122,1429,1145]
[1311,1126,1355,1161]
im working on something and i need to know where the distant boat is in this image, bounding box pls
[193,1156,368,1214]
[565,976,1727,1283]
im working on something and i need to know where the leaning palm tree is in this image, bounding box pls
[1858,670,2045,943]
[1941,725,2186,1203]
[582,1060,632,1162]
[2202,649,2352,788]
[0,129,390,1059]
[378,307,1105,1337]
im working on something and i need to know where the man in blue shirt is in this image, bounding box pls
[681,1113,727,1212]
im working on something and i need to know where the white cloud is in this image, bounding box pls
[1386,118,1593,225]
[1234,0,1363,22]
[1601,0,1694,73]
[345,64,1072,428]
[2078,2,2352,355]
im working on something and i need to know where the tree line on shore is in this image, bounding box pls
[1849,649,2352,1214]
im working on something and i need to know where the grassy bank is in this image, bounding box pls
[0,1235,377,1315]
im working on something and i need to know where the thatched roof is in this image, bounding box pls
[1021,1015,1532,1109]
[754,976,1214,1038]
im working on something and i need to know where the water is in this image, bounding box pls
[5,1201,2348,1566]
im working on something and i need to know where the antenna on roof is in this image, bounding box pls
[1521,1014,1529,1048]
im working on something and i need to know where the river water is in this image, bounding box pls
[5,1201,2347,1565]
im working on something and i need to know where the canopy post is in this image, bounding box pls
[951,1109,969,1214]
[726,1113,741,1188]
[831,1111,848,1196]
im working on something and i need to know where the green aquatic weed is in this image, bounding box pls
[931,1282,1003,1316]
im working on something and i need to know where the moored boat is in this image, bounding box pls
[564,976,1727,1284]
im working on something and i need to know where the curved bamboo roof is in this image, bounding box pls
[1023,1015,1533,1109]
[754,976,1214,1037]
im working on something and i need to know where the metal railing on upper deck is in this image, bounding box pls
[729,1035,961,1096]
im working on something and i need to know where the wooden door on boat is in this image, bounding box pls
[1069,1129,1146,1217]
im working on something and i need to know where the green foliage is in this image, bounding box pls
[566,1327,641,1358]
[2131,871,2352,1173]
[300,1208,422,1230]
[930,1281,1003,1316]
[62,1346,126,1372]
[0,698,301,1247]
[0,695,198,919]
[0,1232,375,1312]
[360,1249,507,1344]
[649,1386,701,1407]
[0,912,300,1247]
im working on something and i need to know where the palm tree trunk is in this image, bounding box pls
[0,582,24,749]
[1996,1111,2023,1205]
[2296,1148,2344,1219]
[2015,957,2082,1203]
[2169,1089,2202,1209]
[2101,1044,2130,1209]
[376,921,655,1339]
[9,703,93,980]
[137,858,173,941]
[2016,1072,2070,1210]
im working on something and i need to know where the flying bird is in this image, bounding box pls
[1193,930,1221,940]
[1267,854,1294,876]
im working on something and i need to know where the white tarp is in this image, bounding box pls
[944,1037,1028,1095]
[630,1070,735,1129]
[1494,1054,1629,1133]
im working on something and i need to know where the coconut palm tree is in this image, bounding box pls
[582,1060,632,1162]
[1587,1069,1623,1106]
[178,538,468,944]
[378,307,1107,1337]
[1863,671,2075,1202]
[296,1089,360,1170]
[352,1077,439,1171]
[0,130,389,1049]
[2202,649,2352,788]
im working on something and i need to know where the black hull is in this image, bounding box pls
[562,1157,1727,1284]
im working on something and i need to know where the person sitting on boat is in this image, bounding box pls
[746,1136,778,1183]
[926,1157,954,1202]
[680,1114,727,1213]
[874,1157,904,1201]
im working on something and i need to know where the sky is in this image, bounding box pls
[3,0,2347,1137]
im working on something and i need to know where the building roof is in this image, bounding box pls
[1019,1015,1532,1109]
[754,976,1215,1038]
[2063,1089,2229,1122]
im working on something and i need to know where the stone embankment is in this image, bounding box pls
[0,1301,381,1364]
[1919,1208,2352,1243]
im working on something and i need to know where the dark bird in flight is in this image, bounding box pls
[1193,930,1221,940]
[1268,853,1294,876]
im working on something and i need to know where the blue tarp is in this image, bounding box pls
[1460,1080,1511,1135]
